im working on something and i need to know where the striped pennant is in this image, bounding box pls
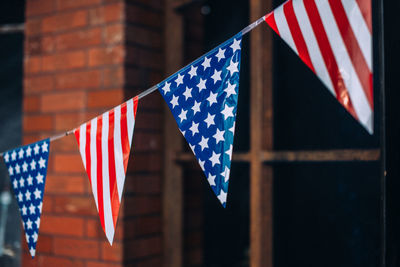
[265,0,373,133]
[74,96,138,244]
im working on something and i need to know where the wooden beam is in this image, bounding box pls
[163,2,183,267]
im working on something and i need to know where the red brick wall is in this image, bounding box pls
[23,0,164,266]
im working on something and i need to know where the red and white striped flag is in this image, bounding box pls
[265,0,373,133]
[74,96,138,244]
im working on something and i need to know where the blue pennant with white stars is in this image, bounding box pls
[2,139,49,258]
[158,34,242,207]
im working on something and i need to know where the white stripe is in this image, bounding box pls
[274,4,298,55]
[315,0,372,132]
[101,112,115,244]
[293,0,336,96]
[126,99,135,147]
[341,0,372,71]
[90,117,98,210]
[79,124,86,169]
[113,105,125,202]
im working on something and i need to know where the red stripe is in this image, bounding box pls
[120,103,130,172]
[355,0,372,33]
[133,96,139,118]
[303,0,358,120]
[85,122,92,185]
[264,12,280,36]
[283,1,315,72]
[74,128,80,147]
[107,110,119,228]
[328,0,373,109]
[96,117,105,231]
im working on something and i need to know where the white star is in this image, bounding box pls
[211,70,222,84]
[38,202,43,213]
[25,190,31,201]
[199,136,209,151]
[25,233,29,242]
[27,175,33,186]
[221,104,234,119]
[201,57,211,70]
[34,188,41,199]
[199,160,205,171]
[11,151,17,161]
[33,144,40,155]
[213,128,225,144]
[183,86,192,100]
[197,78,207,92]
[230,38,241,53]
[30,159,36,171]
[22,161,28,172]
[19,177,24,187]
[32,232,38,242]
[38,157,46,168]
[215,48,226,62]
[178,109,188,123]
[209,151,221,167]
[30,248,36,257]
[175,73,184,86]
[207,173,216,186]
[35,217,40,228]
[217,189,227,204]
[221,166,230,182]
[225,144,233,160]
[8,166,13,176]
[15,164,20,174]
[188,65,198,79]
[229,122,236,134]
[36,173,44,184]
[189,122,199,136]
[207,91,218,106]
[170,95,179,109]
[204,113,215,128]
[226,59,239,76]
[180,129,186,136]
[26,146,32,157]
[21,204,27,215]
[42,141,49,153]
[162,82,171,94]
[189,143,196,153]
[3,153,9,163]
[224,81,237,98]
[29,203,35,214]
[18,193,23,203]
[18,149,24,159]
[192,100,201,115]
[13,179,18,189]
[26,219,33,229]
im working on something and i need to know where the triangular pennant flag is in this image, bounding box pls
[158,33,242,207]
[3,139,50,258]
[264,0,373,133]
[74,96,138,244]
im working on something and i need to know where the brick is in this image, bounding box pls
[42,36,56,53]
[128,153,162,172]
[126,5,161,29]
[45,174,86,194]
[24,56,41,74]
[131,132,161,152]
[23,134,42,146]
[25,19,42,37]
[42,195,54,213]
[38,255,84,267]
[24,96,40,112]
[42,10,88,33]
[134,257,162,267]
[25,75,54,94]
[124,196,161,216]
[126,25,161,49]
[36,235,53,253]
[133,216,161,237]
[41,91,85,112]
[85,218,104,238]
[89,3,124,25]
[124,237,162,259]
[42,50,86,71]
[125,175,161,194]
[126,47,162,70]
[135,112,163,131]
[26,36,41,55]
[56,28,102,51]
[53,154,84,173]
[26,0,55,17]
[54,112,97,131]
[51,135,81,153]
[23,114,53,132]
[41,215,84,237]
[87,89,123,109]
[53,237,99,259]
[55,70,101,90]
[22,251,38,267]
[101,241,122,261]
[53,195,97,216]
[88,46,124,67]
[58,0,101,11]
[86,262,120,267]
[104,24,124,44]
[104,67,124,88]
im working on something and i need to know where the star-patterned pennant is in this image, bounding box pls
[2,139,50,258]
[158,34,242,207]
